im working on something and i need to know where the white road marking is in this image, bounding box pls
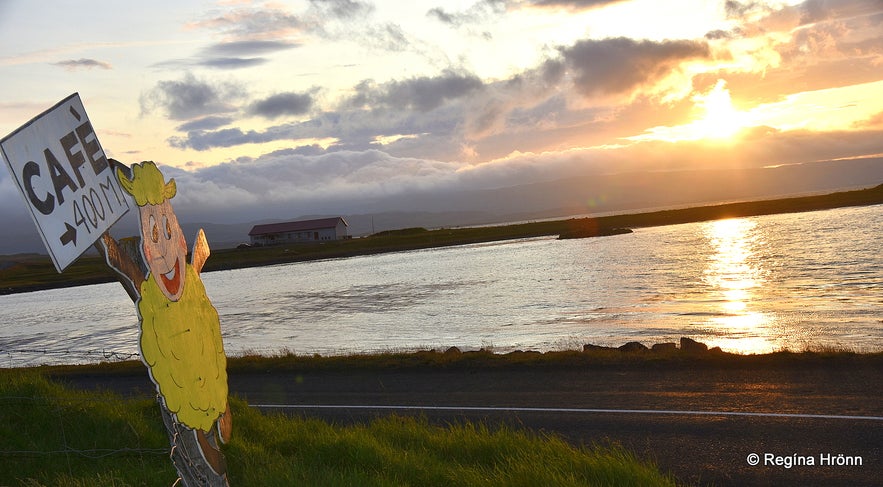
[250,404,883,421]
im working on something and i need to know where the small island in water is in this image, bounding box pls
[557,226,633,240]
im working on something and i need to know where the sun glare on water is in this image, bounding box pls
[703,218,775,354]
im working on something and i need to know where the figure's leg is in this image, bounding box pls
[158,398,229,486]
[195,428,228,476]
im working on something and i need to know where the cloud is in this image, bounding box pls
[797,0,883,26]
[348,69,484,112]
[527,0,628,10]
[709,0,883,106]
[363,22,414,51]
[168,103,460,154]
[199,57,268,69]
[203,39,300,56]
[183,1,419,62]
[426,0,507,27]
[157,15,878,169]
[559,37,710,99]
[152,57,267,70]
[164,148,466,221]
[306,20,415,53]
[853,110,883,128]
[168,70,484,153]
[161,122,883,225]
[724,0,764,20]
[784,5,883,60]
[141,73,247,120]
[705,29,738,40]
[175,116,234,132]
[307,0,375,20]
[426,7,457,25]
[187,6,303,41]
[51,58,112,71]
[187,2,381,45]
[724,0,883,38]
[248,92,315,119]
[169,126,279,151]
[160,30,721,164]
[472,58,565,129]
[165,40,688,158]
[153,40,300,71]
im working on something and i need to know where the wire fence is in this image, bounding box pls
[0,348,140,368]
[0,393,171,484]
[1,445,169,459]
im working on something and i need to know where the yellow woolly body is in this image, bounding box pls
[138,264,227,431]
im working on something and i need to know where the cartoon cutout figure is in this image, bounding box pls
[99,161,231,485]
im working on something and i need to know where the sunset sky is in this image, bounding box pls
[1,0,882,240]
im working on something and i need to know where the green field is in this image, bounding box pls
[0,370,678,487]
[2,183,882,295]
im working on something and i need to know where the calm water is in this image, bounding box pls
[1,205,881,366]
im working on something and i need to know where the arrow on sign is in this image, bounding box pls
[59,223,78,246]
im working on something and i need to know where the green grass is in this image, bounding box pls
[0,370,678,487]
[223,346,883,375]
[36,346,883,382]
[0,370,172,486]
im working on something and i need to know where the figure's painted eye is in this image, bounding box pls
[164,217,172,240]
[149,215,159,243]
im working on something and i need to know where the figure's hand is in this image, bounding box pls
[218,402,232,444]
[96,232,145,302]
[192,228,210,274]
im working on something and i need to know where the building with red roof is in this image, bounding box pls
[248,217,349,246]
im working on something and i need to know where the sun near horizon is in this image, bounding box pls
[691,80,747,141]
[624,78,754,144]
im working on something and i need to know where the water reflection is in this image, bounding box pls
[703,218,771,353]
[1,205,880,366]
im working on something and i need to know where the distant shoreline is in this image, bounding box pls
[2,182,881,296]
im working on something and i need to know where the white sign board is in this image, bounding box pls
[1,93,130,272]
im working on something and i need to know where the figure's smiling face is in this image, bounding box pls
[140,200,187,301]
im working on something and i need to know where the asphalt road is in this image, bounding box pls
[54,361,883,486]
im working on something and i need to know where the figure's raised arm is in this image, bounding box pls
[192,228,210,274]
[91,159,146,302]
[95,232,145,302]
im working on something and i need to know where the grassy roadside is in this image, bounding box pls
[0,370,678,487]
[2,183,882,295]
[34,346,883,380]
[224,346,883,373]
[6,348,880,486]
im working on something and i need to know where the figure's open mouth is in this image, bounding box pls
[160,258,182,297]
